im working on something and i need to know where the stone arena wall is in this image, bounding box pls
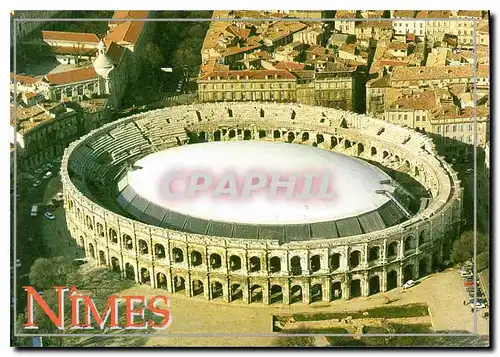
[61,103,462,305]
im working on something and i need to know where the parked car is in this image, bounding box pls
[44,212,55,220]
[56,192,64,201]
[34,168,43,175]
[403,280,415,289]
[43,171,52,180]
[32,179,42,188]
[30,205,38,217]
[53,157,62,163]
[465,168,473,174]
[470,302,486,309]
[464,281,476,287]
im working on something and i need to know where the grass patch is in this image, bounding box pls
[289,303,429,322]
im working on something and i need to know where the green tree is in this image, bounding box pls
[450,231,489,264]
[476,251,489,272]
[29,257,81,290]
[140,42,165,72]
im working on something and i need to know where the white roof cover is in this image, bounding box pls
[126,141,394,225]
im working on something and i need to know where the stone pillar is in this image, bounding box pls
[362,272,369,297]
[222,280,230,303]
[203,277,210,300]
[263,283,270,305]
[379,267,386,291]
[185,273,192,297]
[303,282,310,304]
[323,278,331,302]
[343,275,350,300]
[398,264,404,286]
[242,283,250,304]
[282,282,290,305]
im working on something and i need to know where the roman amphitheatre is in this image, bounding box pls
[61,102,462,305]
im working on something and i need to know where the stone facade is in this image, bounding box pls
[61,103,462,305]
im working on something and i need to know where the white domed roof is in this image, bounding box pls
[93,40,114,78]
[126,141,395,225]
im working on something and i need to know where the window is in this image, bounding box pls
[416,115,420,121]
[422,115,426,121]
[404,114,408,120]
[436,125,441,133]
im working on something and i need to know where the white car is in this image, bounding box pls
[56,192,64,201]
[470,302,486,309]
[34,168,43,175]
[44,212,55,220]
[465,168,473,174]
[43,171,52,179]
[403,280,415,289]
[32,180,42,188]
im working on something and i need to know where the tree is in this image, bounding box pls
[140,42,165,72]
[476,251,489,272]
[29,257,82,290]
[450,231,489,264]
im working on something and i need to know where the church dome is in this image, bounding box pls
[93,40,114,79]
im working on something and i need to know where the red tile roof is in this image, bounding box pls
[110,10,149,24]
[10,73,38,85]
[44,67,98,85]
[41,30,100,44]
[106,20,145,45]
[274,61,305,70]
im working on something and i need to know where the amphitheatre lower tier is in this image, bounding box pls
[62,102,462,305]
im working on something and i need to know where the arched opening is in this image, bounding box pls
[404,160,411,170]
[243,129,252,140]
[403,265,414,282]
[156,272,168,290]
[259,130,267,139]
[123,234,133,250]
[211,281,223,299]
[192,280,204,296]
[125,263,135,280]
[98,250,106,266]
[432,252,440,271]
[350,279,361,298]
[290,256,302,276]
[140,268,150,285]
[172,248,184,263]
[191,250,203,267]
[109,228,118,244]
[368,246,380,262]
[302,132,309,142]
[349,250,361,269]
[173,276,185,292]
[419,258,428,278]
[273,130,281,139]
[357,143,365,156]
[369,276,380,295]
[111,257,120,273]
[229,255,242,271]
[154,244,165,259]
[213,130,221,141]
[290,285,303,304]
[230,284,243,301]
[330,136,338,149]
[79,236,85,247]
[316,133,324,144]
[269,256,281,273]
[287,132,295,143]
[344,139,352,149]
[310,255,321,272]
[86,216,93,230]
[382,150,389,159]
[198,131,206,142]
[370,147,377,156]
[270,285,283,304]
[76,208,82,220]
[138,239,148,255]
[310,284,323,303]
[419,230,429,245]
[331,282,342,300]
[387,270,398,291]
[88,243,95,259]
[395,155,401,163]
[228,129,236,139]
[249,256,261,272]
[330,253,341,270]
[387,241,399,259]
[415,166,420,176]
[96,223,104,237]
[210,253,222,269]
[404,236,415,253]
[250,284,263,303]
